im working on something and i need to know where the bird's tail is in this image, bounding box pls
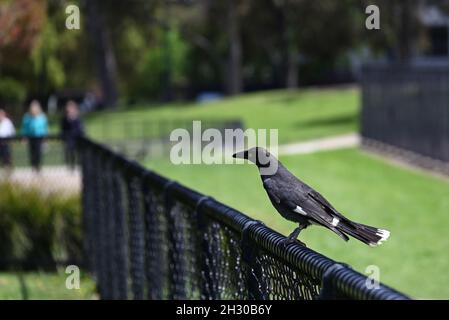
[336,221,390,247]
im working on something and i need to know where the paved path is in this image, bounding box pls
[278,133,360,156]
[1,166,81,194]
[1,134,359,193]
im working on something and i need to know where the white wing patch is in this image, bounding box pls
[331,217,340,226]
[294,206,340,227]
[294,206,307,216]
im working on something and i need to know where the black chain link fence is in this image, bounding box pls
[87,118,245,163]
[79,136,410,300]
[361,63,449,174]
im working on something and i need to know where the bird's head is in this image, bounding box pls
[232,147,275,168]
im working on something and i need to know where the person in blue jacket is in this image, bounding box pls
[21,100,48,172]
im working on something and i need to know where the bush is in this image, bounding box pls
[0,77,26,106]
[130,26,190,101]
[0,182,83,270]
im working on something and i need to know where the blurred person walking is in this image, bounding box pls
[21,100,48,172]
[60,100,84,170]
[0,108,16,172]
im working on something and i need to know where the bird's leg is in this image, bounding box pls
[283,225,306,247]
[287,227,302,242]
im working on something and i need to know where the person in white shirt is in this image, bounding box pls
[0,108,16,168]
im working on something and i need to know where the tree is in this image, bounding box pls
[84,0,119,108]
[273,0,302,88]
[190,0,246,96]
[361,0,424,62]
[0,0,46,60]
[226,0,243,95]
[0,0,46,110]
[243,0,361,89]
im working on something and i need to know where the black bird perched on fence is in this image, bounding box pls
[232,147,390,247]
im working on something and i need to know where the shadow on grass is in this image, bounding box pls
[265,93,304,105]
[295,114,358,129]
[17,272,29,300]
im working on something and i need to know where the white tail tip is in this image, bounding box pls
[370,229,390,246]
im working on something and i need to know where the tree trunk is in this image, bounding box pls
[285,28,298,89]
[225,0,242,95]
[161,1,173,102]
[283,2,298,89]
[86,0,119,108]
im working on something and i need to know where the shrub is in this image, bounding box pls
[130,26,190,101]
[0,77,26,106]
[0,182,83,270]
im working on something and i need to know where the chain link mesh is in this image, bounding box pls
[79,137,410,300]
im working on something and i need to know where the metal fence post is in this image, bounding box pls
[80,143,94,272]
[112,169,129,299]
[126,173,145,300]
[103,160,119,299]
[194,196,218,300]
[98,159,114,299]
[317,263,345,300]
[164,181,188,299]
[92,152,106,296]
[142,178,165,300]
[241,221,268,300]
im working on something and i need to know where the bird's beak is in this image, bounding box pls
[232,150,248,159]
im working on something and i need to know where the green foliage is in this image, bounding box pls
[0,0,438,103]
[0,271,97,300]
[0,77,26,105]
[0,183,82,269]
[116,22,152,103]
[31,21,66,90]
[131,26,190,100]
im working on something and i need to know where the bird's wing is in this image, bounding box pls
[307,189,337,212]
[264,178,349,241]
[283,199,349,241]
[307,190,350,222]
[264,177,342,226]
[283,198,333,226]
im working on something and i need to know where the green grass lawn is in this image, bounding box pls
[85,86,359,144]
[145,148,449,299]
[0,271,97,300]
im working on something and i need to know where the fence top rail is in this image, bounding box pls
[78,136,410,300]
